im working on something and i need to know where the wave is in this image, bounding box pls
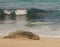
[0,8,60,22]
[26,8,60,22]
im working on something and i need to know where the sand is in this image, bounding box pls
[0,37,60,47]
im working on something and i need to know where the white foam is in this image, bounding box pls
[15,10,27,15]
[4,10,12,14]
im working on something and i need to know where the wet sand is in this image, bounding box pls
[0,37,60,47]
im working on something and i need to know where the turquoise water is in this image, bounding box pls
[0,0,60,2]
[0,0,60,10]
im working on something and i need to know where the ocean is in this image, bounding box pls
[0,0,60,37]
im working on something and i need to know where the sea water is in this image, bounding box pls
[0,0,60,37]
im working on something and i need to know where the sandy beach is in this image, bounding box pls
[0,37,60,47]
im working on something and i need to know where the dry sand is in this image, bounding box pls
[0,37,60,47]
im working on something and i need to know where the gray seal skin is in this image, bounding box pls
[3,31,40,40]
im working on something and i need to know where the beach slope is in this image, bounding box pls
[0,37,60,47]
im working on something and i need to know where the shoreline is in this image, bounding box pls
[1,34,60,38]
[40,35,60,38]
